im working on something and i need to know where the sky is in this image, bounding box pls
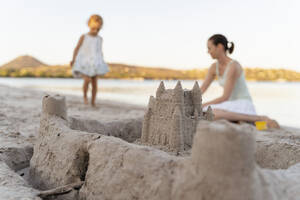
[0,0,300,70]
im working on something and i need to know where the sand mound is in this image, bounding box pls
[28,94,300,200]
[1,55,46,69]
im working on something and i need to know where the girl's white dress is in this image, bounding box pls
[204,60,257,115]
[72,34,109,77]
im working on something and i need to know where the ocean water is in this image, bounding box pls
[0,77,299,128]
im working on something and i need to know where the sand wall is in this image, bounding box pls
[29,94,300,200]
[69,116,143,143]
[255,129,300,169]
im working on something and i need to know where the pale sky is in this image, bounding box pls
[0,0,300,70]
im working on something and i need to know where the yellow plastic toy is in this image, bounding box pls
[255,121,267,130]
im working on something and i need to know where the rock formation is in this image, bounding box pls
[29,94,300,200]
[141,81,213,151]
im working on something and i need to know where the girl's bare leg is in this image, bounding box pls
[212,108,280,129]
[91,76,98,107]
[83,75,90,104]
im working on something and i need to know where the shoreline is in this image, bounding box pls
[0,84,146,139]
[1,76,300,82]
[1,82,299,129]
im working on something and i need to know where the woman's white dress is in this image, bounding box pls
[72,34,109,77]
[204,60,257,115]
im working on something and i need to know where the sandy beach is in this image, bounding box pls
[0,83,145,137]
[1,83,300,199]
[0,84,146,199]
[1,0,300,198]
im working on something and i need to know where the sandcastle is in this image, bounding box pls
[27,94,300,200]
[141,81,213,151]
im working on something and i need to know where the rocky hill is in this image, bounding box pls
[0,55,47,69]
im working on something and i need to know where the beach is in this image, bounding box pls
[0,83,145,137]
[1,83,300,199]
[1,77,299,128]
[0,84,146,199]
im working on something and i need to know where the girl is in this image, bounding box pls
[70,14,109,107]
[201,34,279,128]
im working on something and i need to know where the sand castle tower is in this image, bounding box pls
[141,81,213,151]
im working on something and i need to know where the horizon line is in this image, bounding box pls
[1,54,299,72]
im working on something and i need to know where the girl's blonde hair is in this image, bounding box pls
[88,14,103,26]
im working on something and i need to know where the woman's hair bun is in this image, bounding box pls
[228,42,234,54]
[209,34,234,54]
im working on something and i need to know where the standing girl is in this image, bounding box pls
[70,14,109,107]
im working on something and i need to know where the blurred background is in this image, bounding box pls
[0,0,299,127]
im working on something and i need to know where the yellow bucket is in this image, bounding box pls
[255,121,267,130]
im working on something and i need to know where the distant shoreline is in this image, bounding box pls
[1,64,300,82]
[1,77,300,85]
[1,55,300,81]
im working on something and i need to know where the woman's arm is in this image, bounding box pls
[70,35,84,67]
[200,63,216,94]
[203,63,239,107]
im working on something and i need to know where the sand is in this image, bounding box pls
[0,84,145,199]
[1,83,300,199]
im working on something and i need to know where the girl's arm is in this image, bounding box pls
[99,37,105,58]
[203,63,238,107]
[200,63,216,94]
[70,35,84,67]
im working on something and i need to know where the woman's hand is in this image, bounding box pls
[200,63,217,94]
[70,60,74,67]
[202,62,239,107]
[202,103,210,108]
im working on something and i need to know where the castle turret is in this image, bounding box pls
[141,108,151,142]
[191,81,202,116]
[171,106,184,151]
[156,81,165,98]
[42,94,67,120]
[141,96,155,142]
[148,96,155,109]
[174,81,184,104]
[194,108,199,120]
[206,106,214,121]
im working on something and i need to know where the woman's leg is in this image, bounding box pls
[212,108,280,128]
[91,76,98,107]
[82,75,90,104]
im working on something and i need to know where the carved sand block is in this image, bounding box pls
[141,81,213,151]
[29,94,300,200]
[172,120,300,200]
[42,94,67,120]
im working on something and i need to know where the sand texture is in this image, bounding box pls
[28,93,300,200]
[141,81,213,151]
[1,83,300,200]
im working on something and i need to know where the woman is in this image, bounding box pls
[201,34,279,128]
